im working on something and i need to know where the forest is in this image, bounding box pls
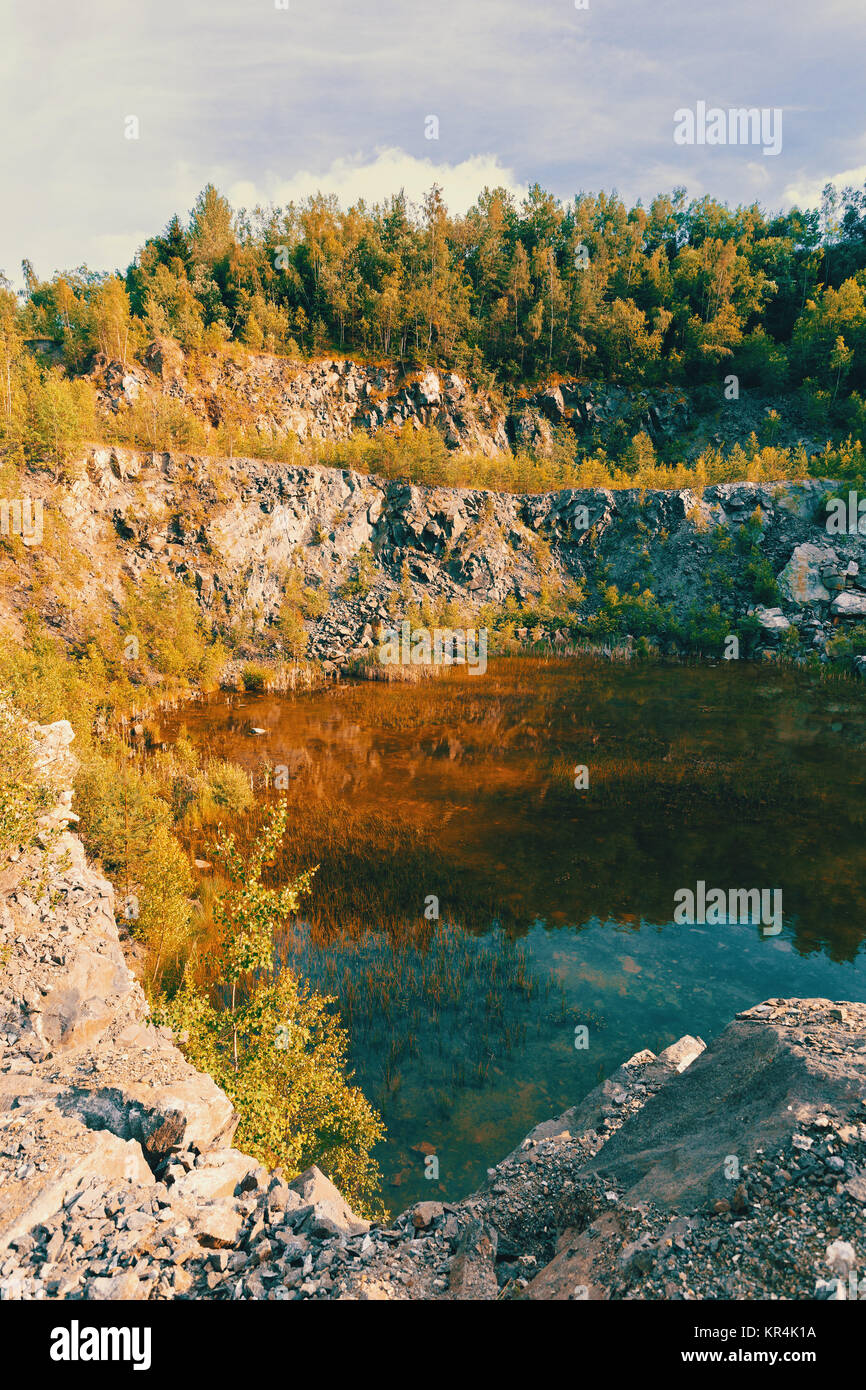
[1,180,865,388]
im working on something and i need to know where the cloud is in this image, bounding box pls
[783,163,866,209]
[3,0,866,278]
[226,149,529,217]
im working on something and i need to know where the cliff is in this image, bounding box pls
[3,443,866,678]
[93,350,826,463]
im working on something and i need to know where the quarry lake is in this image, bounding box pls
[154,658,866,1208]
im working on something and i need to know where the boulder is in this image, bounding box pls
[582,998,866,1210]
[753,606,791,634]
[170,1149,264,1202]
[39,937,132,1051]
[411,1201,444,1230]
[777,544,835,605]
[415,371,441,407]
[69,1077,238,1160]
[288,1165,369,1237]
[524,1210,628,1301]
[193,1198,245,1249]
[830,591,866,618]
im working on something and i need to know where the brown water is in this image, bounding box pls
[156,658,866,1206]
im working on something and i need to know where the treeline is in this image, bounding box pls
[4,179,866,395]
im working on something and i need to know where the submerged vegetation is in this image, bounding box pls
[279,919,558,1123]
[3,633,866,1201]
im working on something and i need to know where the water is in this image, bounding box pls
[155,657,866,1207]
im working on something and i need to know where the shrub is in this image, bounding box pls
[240,662,268,693]
[744,552,779,605]
[137,823,195,988]
[0,696,52,861]
[338,543,377,598]
[76,750,170,885]
[158,805,386,1216]
[122,576,221,684]
[204,758,255,815]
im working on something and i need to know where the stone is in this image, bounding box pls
[777,545,835,605]
[192,1200,244,1249]
[411,1201,444,1230]
[448,1218,498,1300]
[753,606,790,634]
[825,1240,856,1277]
[88,1270,144,1300]
[288,1166,369,1237]
[71,1078,238,1159]
[657,1036,706,1073]
[170,1150,264,1203]
[830,591,866,618]
[415,371,441,406]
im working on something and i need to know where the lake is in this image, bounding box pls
[154,657,866,1208]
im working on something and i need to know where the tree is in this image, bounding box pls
[91,276,134,366]
[278,600,308,663]
[159,805,386,1216]
[831,334,854,403]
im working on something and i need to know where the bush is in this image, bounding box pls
[826,622,866,670]
[123,576,222,684]
[76,750,170,882]
[240,662,268,693]
[204,758,254,815]
[158,805,386,1216]
[130,824,195,988]
[744,552,779,605]
[338,543,377,599]
[0,696,52,861]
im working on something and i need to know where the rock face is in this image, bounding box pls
[89,350,827,466]
[581,999,866,1208]
[94,354,511,458]
[2,721,865,1301]
[7,446,866,676]
[0,722,239,1262]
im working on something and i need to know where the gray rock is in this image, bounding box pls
[288,1166,369,1237]
[582,999,866,1209]
[831,591,866,618]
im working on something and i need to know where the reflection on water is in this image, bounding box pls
[156,658,866,1205]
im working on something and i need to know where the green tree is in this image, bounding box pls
[161,806,386,1215]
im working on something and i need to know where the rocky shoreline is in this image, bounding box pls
[1,720,864,1301]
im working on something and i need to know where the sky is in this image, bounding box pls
[2,0,866,284]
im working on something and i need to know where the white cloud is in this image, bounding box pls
[3,0,866,278]
[783,163,866,209]
[226,149,530,217]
